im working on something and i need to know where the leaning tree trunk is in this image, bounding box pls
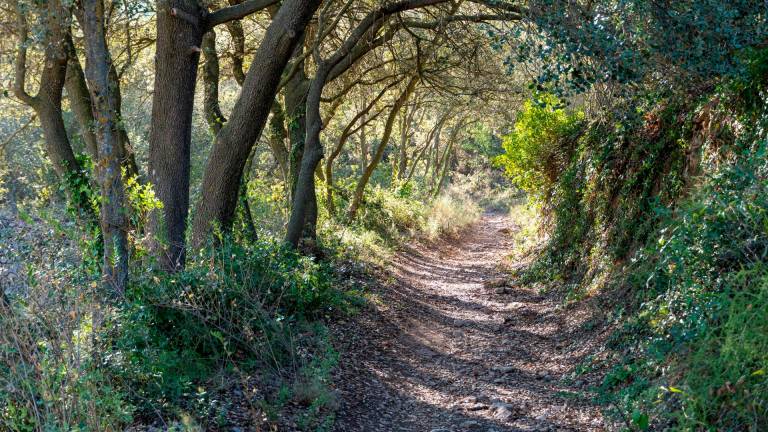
[81,0,130,295]
[147,0,205,270]
[347,76,418,220]
[13,1,95,219]
[192,0,323,247]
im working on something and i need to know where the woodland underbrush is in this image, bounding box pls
[318,172,499,264]
[0,224,349,431]
[0,164,503,431]
[498,54,768,430]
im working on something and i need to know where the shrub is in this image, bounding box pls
[0,238,347,430]
[424,183,482,239]
[494,94,584,200]
[599,135,768,429]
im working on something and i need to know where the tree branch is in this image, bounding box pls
[0,115,36,151]
[13,4,35,106]
[402,13,522,28]
[205,0,278,30]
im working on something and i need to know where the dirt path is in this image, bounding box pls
[331,213,606,432]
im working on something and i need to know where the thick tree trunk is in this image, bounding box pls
[192,0,322,246]
[347,76,418,220]
[147,0,204,270]
[81,0,130,294]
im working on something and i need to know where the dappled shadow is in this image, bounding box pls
[331,213,606,431]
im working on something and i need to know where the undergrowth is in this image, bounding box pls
[498,53,768,430]
[0,238,348,431]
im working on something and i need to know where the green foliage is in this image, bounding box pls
[518,53,768,429]
[603,135,768,430]
[500,0,768,95]
[1,239,347,430]
[494,95,583,200]
[460,124,504,169]
[520,94,691,286]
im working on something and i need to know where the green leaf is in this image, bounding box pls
[632,410,649,430]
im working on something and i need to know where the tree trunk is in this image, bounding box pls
[347,76,418,220]
[224,0,246,85]
[285,64,328,248]
[147,0,204,270]
[192,0,322,246]
[108,64,141,180]
[285,43,309,200]
[65,35,140,180]
[81,0,130,294]
[65,36,99,159]
[268,101,290,183]
[359,119,368,175]
[202,29,226,134]
[13,1,96,219]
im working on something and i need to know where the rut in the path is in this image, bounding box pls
[331,213,606,432]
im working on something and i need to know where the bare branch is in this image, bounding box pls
[0,115,36,151]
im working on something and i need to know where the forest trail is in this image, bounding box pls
[332,213,606,432]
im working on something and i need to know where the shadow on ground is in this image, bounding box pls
[331,213,608,432]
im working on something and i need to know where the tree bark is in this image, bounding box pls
[225,18,246,85]
[147,0,205,270]
[192,0,323,247]
[13,1,95,218]
[65,35,140,180]
[81,0,130,294]
[285,63,328,248]
[268,101,290,183]
[65,36,99,159]
[285,42,309,200]
[202,29,226,135]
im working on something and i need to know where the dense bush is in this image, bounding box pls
[493,94,583,200]
[602,132,768,430]
[0,239,346,431]
[510,53,768,428]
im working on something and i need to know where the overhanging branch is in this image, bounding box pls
[205,0,278,31]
